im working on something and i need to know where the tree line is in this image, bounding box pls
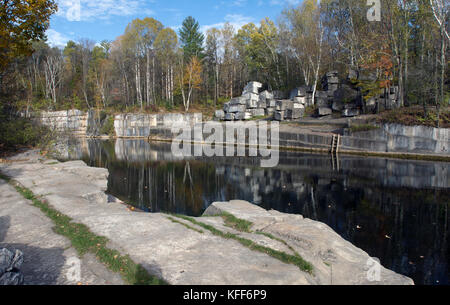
[1,0,448,116]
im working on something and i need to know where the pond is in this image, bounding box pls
[62,138,449,285]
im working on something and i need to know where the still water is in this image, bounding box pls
[63,138,449,285]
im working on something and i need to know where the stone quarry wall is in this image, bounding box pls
[148,122,449,156]
[40,110,91,135]
[342,124,450,155]
[114,113,203,137]
[39,110,203,138]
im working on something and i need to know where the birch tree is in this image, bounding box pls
[44,49,63,107]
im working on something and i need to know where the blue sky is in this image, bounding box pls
[46,0,302,47]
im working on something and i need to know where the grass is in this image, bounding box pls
[173,214,313,274]
[349,124,380,133]
[166,216,204,234]
[220,212,253,233]
[255,231,299,256]
[377,106,450,128]
[0,172,167,285]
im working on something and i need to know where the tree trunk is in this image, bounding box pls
[146,52,150,106]
[135,59,142,110]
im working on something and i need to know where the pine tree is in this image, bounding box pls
[179,16,205,60]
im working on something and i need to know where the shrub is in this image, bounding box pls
[99,115,115,136]
[350,124,380,133]
[0,111,52,151]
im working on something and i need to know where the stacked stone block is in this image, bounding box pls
[219,81,279,121]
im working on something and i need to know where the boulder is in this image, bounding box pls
[225,113,235,121]
[333,84,359,104]
[326,84,339,93]
[327,76,339,84]
[223,102,231,112]
[342,109,361,117]
[348,68,359,80]
[228,105,246,113]
[286,108,305,120]
[316,107,332,117]
[243,82,262,94]
[326,70,338,78]
[251,109,265,117]
[315,91,328,99]
[332,100,344,112]
[0,248,24,285]
[265,108,275,117]
[293,103,305,110]
[292,96,307,105]
[242,92,259,102]
[266,99,276,108]
[274,111,285,121]
[344,101,360,109]
[364,98,377,114]
[215,110,225,120]
[229,97,246,105]
[257,100,268,109]
[246,99,258,109]
[276,100,293,111]
[315,97,330,108]
[259,90,273,100]
[235,112,250,120]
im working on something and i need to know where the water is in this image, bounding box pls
[63,138,449,285]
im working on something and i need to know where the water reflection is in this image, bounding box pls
[61,138,449,285]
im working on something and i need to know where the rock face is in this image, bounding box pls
[316,107,333,117]
[40,110,91,136]
[0,248,24,285]
[114,113,203,137]
[203,200,414,285]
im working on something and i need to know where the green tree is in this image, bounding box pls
[0,0,57,72]
[179,16,205,60]
[154,28,178,105]
[205,28,221,107]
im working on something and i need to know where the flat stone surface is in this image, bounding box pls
[0,151,414,285]
[204,201,414,285]
[0,177,124,285]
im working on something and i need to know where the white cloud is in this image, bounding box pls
[200,14,255,34]
[55,0,154,22]
[46,29,71,47]
[270,0,301,6]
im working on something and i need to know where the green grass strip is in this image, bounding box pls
[173,214,313,274]
[0,173,167,285]
[255,231,299,255]
[220,212,253,233]
[166,216,204,234]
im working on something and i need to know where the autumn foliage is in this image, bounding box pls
[0,0,57,72]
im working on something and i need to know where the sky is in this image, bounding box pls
[46,0,302,48]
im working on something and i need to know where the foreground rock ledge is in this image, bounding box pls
[0,150,413,285]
